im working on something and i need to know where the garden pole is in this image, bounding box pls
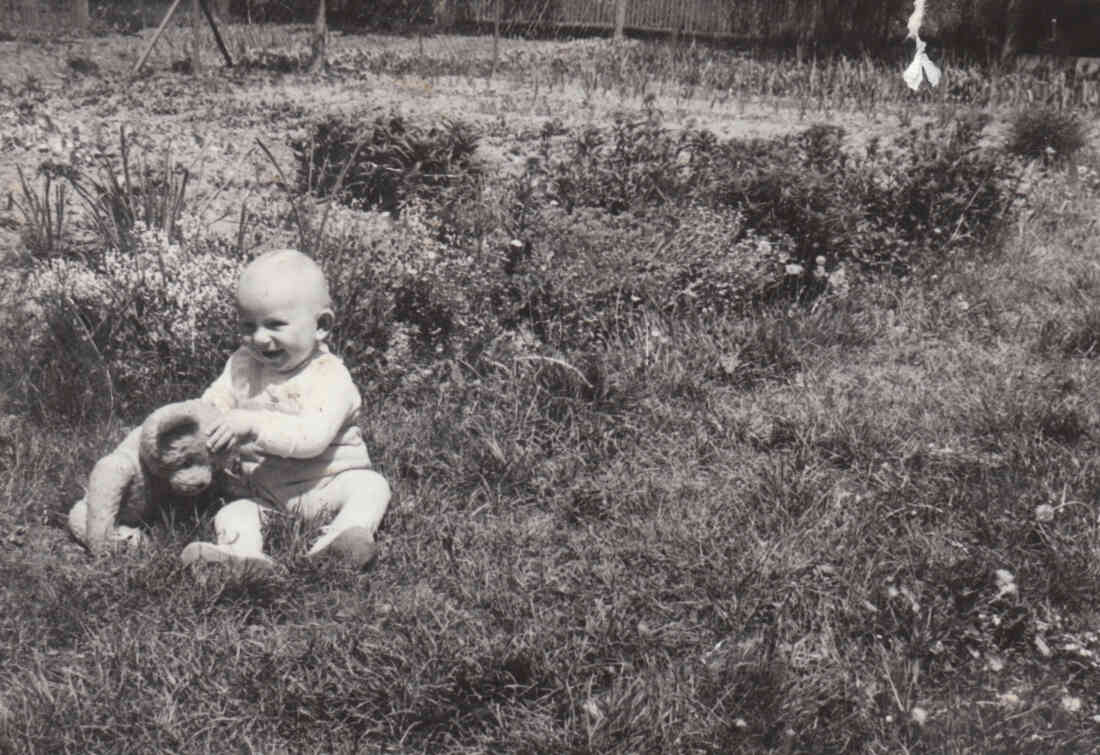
[308,0,327,73]
[191,0,203,73]
[614,0,626,39]
[490,0,500,81]
[131,0,185,76]
[197,0,232,66]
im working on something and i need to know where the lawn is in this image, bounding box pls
[2,24,1100,753]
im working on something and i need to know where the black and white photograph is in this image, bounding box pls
[1,0,1100,751]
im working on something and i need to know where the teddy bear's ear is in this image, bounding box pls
[139,400,219,475]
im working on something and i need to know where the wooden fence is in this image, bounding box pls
[463,0,741,37]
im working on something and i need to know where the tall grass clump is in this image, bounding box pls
[1006,106,1089,164]
[291,112,482,215]
[13,163,67,258]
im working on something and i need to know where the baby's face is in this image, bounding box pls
[236,268,327,373]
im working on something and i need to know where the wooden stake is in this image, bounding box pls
[490,0,500,80]
[198,0,232,67]
[131,0,185,76]
[191,0,203,73]
[307,0,327,73]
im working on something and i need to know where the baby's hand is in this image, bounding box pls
[206,410,256,453]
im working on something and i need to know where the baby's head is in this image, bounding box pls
[236,249,334,373]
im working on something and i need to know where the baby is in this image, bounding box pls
[181,249,391,572]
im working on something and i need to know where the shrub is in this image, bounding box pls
[4,222,242,423]
[546,107,709,215]
[1006,106,1088,164]
[542,111,1015,280]
[312,201,480,397]
[495,203,791,348]
[852,113,1013,266]
[291,113,482,215]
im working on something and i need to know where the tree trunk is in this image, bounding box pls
[72,0,90,30]
[308,0,326,74]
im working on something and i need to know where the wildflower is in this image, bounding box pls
[1035,504,1056,522]
[994,569,1016,599]
[910,707,928,726]
[1062,696,1083,713]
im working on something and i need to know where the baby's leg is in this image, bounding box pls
[180,498,276,572]
[291,470,391,567]
[67,497,149,553]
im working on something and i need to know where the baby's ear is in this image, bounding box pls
[316,309,335,341]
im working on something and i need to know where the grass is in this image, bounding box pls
[3,27,1100,754]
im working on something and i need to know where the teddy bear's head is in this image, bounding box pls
[138,400,223,496]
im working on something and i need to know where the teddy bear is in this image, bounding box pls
[67,399,226,555]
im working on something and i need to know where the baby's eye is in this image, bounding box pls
[264,320,287,330]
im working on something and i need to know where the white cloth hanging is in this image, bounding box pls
[904,0,941,90]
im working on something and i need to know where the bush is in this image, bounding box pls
[1006,106,1088,164]
[291,113,482,215]
[542,111,1015,278]
[4,223,242,423]
[494,203,791,348]
[546,107,711,215]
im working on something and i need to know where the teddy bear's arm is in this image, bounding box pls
[84,452,137,554]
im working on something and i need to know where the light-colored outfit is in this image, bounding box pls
[199,344,390,560]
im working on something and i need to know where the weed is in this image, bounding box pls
[1006,106,1089,164]
[291,112,482,216]
[66,126,193,256]
[13,163,67,258]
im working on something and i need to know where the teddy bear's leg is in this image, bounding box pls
[181,498,277,573]
[68,497,150,552]
[295,470,391,568]
[67,498,89,546]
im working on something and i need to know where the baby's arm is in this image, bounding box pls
[211,359,360,459]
